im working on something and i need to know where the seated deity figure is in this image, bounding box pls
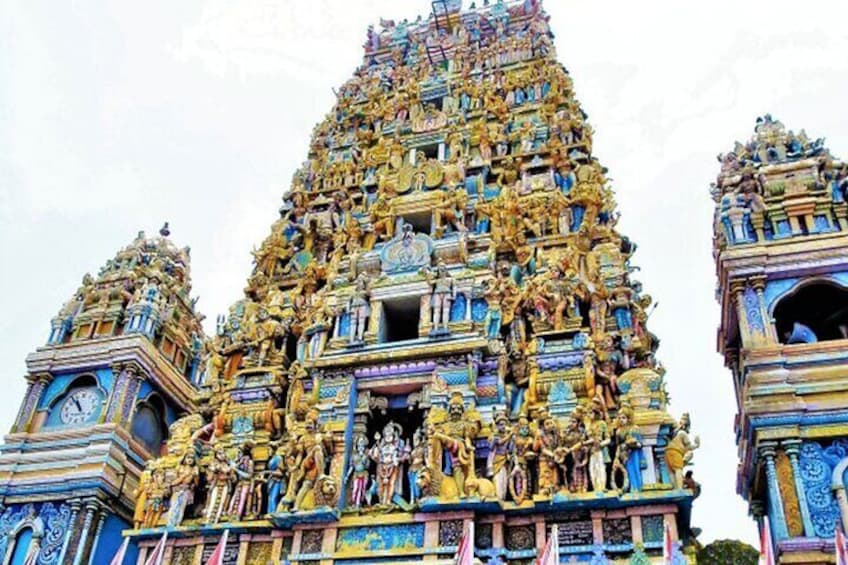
[421,261,455,334]
[369,422,407,506]
[204,446,235,524]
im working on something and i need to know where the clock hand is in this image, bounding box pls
[73,398,83,412]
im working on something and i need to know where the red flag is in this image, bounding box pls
[758,515,775,565]
[662,522,674,565]
[144,532,168,565]
[205,529,230,565]
[537,524,559,565]
[109,537,130,565]
[836,521,848,565]
[455,521,474,565]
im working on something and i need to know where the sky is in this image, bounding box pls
[3,0,848,547]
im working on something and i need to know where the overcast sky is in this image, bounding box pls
[3,0,848,547]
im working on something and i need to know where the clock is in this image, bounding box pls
[59,388,101,425]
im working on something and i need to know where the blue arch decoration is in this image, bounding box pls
[765,274,848,315]
[799,440,845,538]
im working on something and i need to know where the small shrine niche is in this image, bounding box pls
[381,296,421,343]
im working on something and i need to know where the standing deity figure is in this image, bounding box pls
[407,428,426,504]
[486,412,514,501]
[509,416,534,504]
[347,274,372,344]
[370,421,407,506]
[587,397,611,493]
[430,393,479,496]
[266,443,287,514]
[433,184,468,238]
[559,407,589,493]
[611,406,644,492]
[228,443,256,521]
[665,413,699,489]
[533,414,561,496]
[422,261,456,333]
[166,450,200,528]
[204,446,235,524]
[142,467,168,528]
[346,435,371,509]
[133,462,153,529]
[483,277,504,340]
[293,412,329,511]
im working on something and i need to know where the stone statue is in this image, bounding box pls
[369,421,406,506]
[665,413,699,489]
[421,261,456,334]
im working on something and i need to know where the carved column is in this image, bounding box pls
[783,439,814,537]
[751,276,777,344]
[86,509,108,565]
[103,363,129,423]
[71,500,98,565]
[58,499,81,565]
[12,373,50,433]
[729,279,752,348]
[759,442,789,540]
[119,365,146,426]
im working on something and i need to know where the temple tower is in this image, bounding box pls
[713,115,848,563]
[0,226,205,565]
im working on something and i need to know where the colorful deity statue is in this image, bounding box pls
[227,443,256,521]
[142,466,168,529]
[587,396,611,493]
[346,273,372,345]
[407,427,426,504]
[428,393,479,497]
[665,413,699,489]
[204,446,235,524]
[611,405,644,492]
[560,408,589,493]
[533,413,561,496]
[369,421,407,506]
[509,415,534,504]
[346,434,371,509]
[166,450,199,528]
[421,261,456,334]
[486,411,514,501]
[266,443,287,515]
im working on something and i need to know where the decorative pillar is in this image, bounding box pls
[729,280,752,347]
[103,364,129,423]
[12,373,50,433]
[783,439,814,537]
[654,444,671,485]
[119,366,145,425]
[759,443,789,540]
[58,499,81,565]
[751,276,777,344]
[71,500,98,565]
[86,510,108,565]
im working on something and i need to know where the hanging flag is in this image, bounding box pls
[109,537,130,565]
[663,522,674,565]
[836,521,848,565]
[144,532,168,565]
[758,515,775,565]
[455,520,474,565]
[205,529,230,565]
[537,524,559,565]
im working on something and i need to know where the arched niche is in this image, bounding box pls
[131,393,169,456]
[2,513,44,565]
[771,279,848,344]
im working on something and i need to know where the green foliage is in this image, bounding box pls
[697,539,758,565]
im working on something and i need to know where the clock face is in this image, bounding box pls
[59,388,101,425]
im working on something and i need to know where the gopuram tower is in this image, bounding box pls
[0,226,205,565]
[713,115,848,563]
[1,1,699,564]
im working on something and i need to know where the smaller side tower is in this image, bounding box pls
[0,226,205,565]
[713,116,848,563]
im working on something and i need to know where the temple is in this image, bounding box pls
[0,1,699,564]
[712,115,848,563]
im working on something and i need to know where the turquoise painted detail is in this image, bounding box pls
[336,523,425,552]
[799,440,843,538]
